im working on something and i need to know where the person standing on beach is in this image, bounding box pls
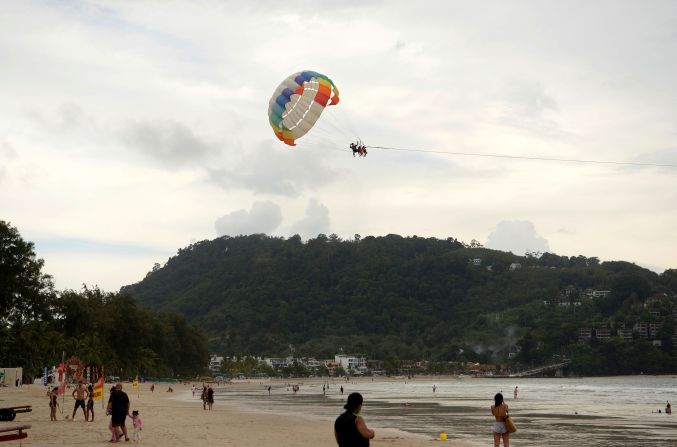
[491,392,510,447]
[666,402,672,414]
[49,386,59,421]
[334,392,375,447]
[107,383,131,442]
[513,386,518,399]
[71,381,89,420]
[340,385,344,394]
[86,384,95,421]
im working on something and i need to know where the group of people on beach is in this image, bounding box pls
[333,387,519,447]
[47,381,95,422]
[47,381,143,443]
[200,384,215,410]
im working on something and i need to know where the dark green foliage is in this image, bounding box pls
[123,234,677,374]
[0,220,208,378]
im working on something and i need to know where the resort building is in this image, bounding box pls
[335,354,367,373]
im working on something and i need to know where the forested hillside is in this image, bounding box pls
[123,234,677,374]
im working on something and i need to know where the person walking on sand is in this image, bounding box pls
[491,392,510,447]
[335,392,375,447]
[131,410,143,443]
[514,386,518,399]
[201,386,207,410]
[71,381,89,421]
[207,385,214,410]
[107,383,131,442]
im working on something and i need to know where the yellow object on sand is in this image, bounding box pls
[440,431,447,440]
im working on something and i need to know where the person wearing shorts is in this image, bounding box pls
[107,383,130,442]
[71,381,89,421]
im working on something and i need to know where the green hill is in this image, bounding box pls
[122,234,677,374]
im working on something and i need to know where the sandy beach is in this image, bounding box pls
[0,382,478,446]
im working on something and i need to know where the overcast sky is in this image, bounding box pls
[1,0,676,291]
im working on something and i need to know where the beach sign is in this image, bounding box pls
[92,377,104,401]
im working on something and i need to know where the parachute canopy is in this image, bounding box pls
[268,70,339,146]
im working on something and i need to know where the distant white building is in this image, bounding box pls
[264,357,293,368]
[209,355,224,372]
[335,354,367,373]
[591,290,611,298]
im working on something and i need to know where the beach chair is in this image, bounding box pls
[0,406,32,422]
[0,424,31,442]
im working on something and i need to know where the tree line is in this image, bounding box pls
[0,220,209,379]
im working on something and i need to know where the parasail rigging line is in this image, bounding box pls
[365,145,677,168]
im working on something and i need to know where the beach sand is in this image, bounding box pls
[0,382,478,446]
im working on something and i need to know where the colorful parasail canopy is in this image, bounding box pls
[268,70,339,146]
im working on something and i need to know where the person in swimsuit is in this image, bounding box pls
[71,381,89,421]
[49,386,59,421]
[86,384,95,421]
[491,392,510,447]
[334,392,375,447]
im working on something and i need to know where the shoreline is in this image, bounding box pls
[0,381,482,446]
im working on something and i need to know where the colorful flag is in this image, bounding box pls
[92,377,104,401]
[132,375,139,389]
[57,363,66,395]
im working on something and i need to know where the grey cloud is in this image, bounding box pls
[1,139,18,159]
[122,120,219,168]
[486,220,550,255]
[290,199,330,239]
[215,201,282,237]
[496,80,570,140]
[27,103,87,132]
[631,148,677,167]
[208,141,338,197]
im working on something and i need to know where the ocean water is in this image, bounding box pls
[215,376,677,446]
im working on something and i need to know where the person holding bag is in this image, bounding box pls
[491,392,513,446]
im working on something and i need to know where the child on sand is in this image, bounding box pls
[131,410,143,443]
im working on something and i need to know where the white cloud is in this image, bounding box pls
[486,220,550,255]
[1,0,676,289]
[215,201,283,237]
[290,199,331,239]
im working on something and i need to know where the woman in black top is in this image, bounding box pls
[334,392,375,447]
